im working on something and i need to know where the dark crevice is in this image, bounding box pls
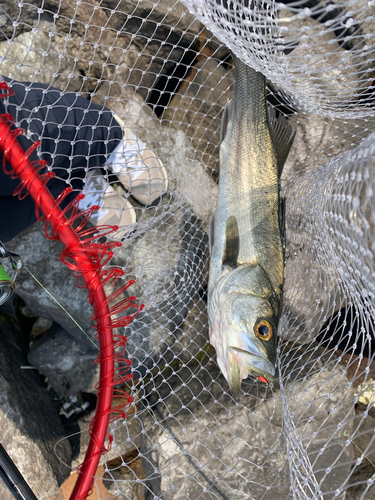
[147,44,199,117]
[355,80,375,110]
[316,306,375,357]
[198,284,208,304]
[266,87,298,118]
[146,42,296,119]
[220,52,233,71]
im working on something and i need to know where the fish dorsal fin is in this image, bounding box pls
[222,215,239,269]
[220,99,234,144]
[268,106,296,177]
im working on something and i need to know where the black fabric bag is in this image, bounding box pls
[0,77,122,242]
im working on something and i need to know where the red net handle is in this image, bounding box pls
[0,82,142,500]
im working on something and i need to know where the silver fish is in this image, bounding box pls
[208,54,295,395]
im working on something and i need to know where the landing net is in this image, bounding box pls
[0,0,374,499]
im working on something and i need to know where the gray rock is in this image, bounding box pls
[199,28,231,62]
[280,349,356,499]
[162,57,234,176]
[91,34,193,105]
[91,44,219,232]
[184,0,373,119]
[19,302,38,318]
[351,409,375,469]
[0,0,46,41]
[0,21,84,93]
[278,2,375,114]
[124,41,188,104]
[167,294,210,365]
[0,0,110,41]
[6,222,100,397]
[107,91,218,231]
[110,200,208,378]
[92,75,159,135]
[28,324,99,397]
[345,463,375,500]
[282,112,375,185]
[0,1,126,94]
[281,242,345,346]
[6,221,102,399]
[87,0,202,104]
[30,316,53,339]
[101,0,201,44]
[95,80,218,231]
[168,130,218,231]
[276,13,366,116]
[137,349,354,499]
[19,0,202,67]
[6,221,96,343]
[0,314,71,500]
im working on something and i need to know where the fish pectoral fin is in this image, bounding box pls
[222,215,239,269]
[227,349,241,396]
[220,98,234,144]
[268,105,296,176]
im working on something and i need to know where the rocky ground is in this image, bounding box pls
[2,295,375,500]
[0,0,375,499]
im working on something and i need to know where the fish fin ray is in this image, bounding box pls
[276,39,300,55]
[268,106,296,176]
[220,99,234,144]
[227,350,241,396]
[222,215,239,269]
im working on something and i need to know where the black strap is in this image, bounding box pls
[0,443,38,500]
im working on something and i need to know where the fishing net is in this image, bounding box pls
[0,0,375,499]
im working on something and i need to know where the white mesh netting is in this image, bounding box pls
[1,0,375,499]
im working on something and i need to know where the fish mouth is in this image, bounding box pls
[228,346,276,391]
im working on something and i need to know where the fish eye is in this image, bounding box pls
[254,319,273,341]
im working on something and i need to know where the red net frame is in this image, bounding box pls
[0,80,143,500]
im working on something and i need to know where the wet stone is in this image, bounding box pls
[345,462,375,499]
[162,57,235,176]
[28,324,99,398]
[137,348,355,499]
[0,314,71,500]
[110,199,209,378]
[6,221,96,345]
[30,316,53,339]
